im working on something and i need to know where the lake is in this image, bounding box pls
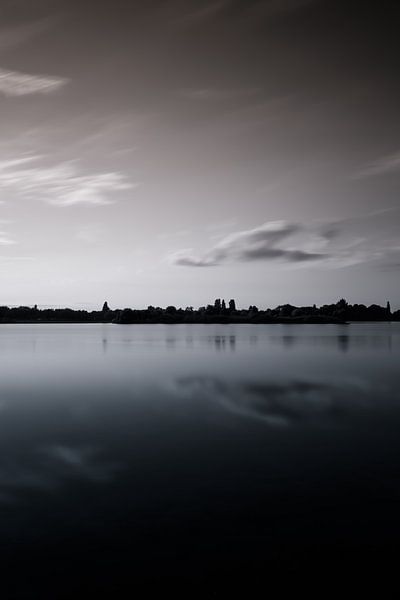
[1,322,399,596]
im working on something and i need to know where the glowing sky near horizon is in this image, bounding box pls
[0,0,399,309]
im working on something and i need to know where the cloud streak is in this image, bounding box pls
[354,151,400,178]
[0,156,135,206]
[0,17,57,51]
[0,68,68,97]
[175,0,320,27]
[174,0,230,25]
[0,232,17,245]
[171,221,329,267]
[179,87,259,101]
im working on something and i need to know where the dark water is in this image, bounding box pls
[1,323,400,596]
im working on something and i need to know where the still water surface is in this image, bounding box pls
[1,323,399,595]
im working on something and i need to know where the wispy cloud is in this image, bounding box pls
[174,0,319,27]
[0,67,68,97]
[175,0,231,25]
[0,232,17,245]
[0,218,17,245]
[0,17,56,51]
[252,0,322,19]
[0,256,34,262]
[170,221,329,267]
[170,214,400,270]
[179,87,258,101]
[0,156,135,206]
[354,151,400,178]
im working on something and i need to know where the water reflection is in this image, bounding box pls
[0,445,121,504]
[337,334,350,352]
[282,335,295,348]
[0,323,398,593]
[172,376,371,427]
[207,335,236,351]
[269,330,396,352]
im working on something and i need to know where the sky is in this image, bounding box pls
[0,0,399,309]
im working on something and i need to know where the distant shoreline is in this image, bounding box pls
[0,298,398,324]
[0,318,348,324]
[2,318,399,325]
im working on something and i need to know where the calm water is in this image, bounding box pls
[1,322,400,596]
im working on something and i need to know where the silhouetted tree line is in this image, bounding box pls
[0,304,115,323]
[1,298,397,324]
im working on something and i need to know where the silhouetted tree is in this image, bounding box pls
[336,298,348,309]
[277,304,294,317]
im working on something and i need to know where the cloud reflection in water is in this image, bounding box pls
[172,376,372,427]
[0,445,121,503]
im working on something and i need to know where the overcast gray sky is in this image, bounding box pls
[0,0,399,309]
